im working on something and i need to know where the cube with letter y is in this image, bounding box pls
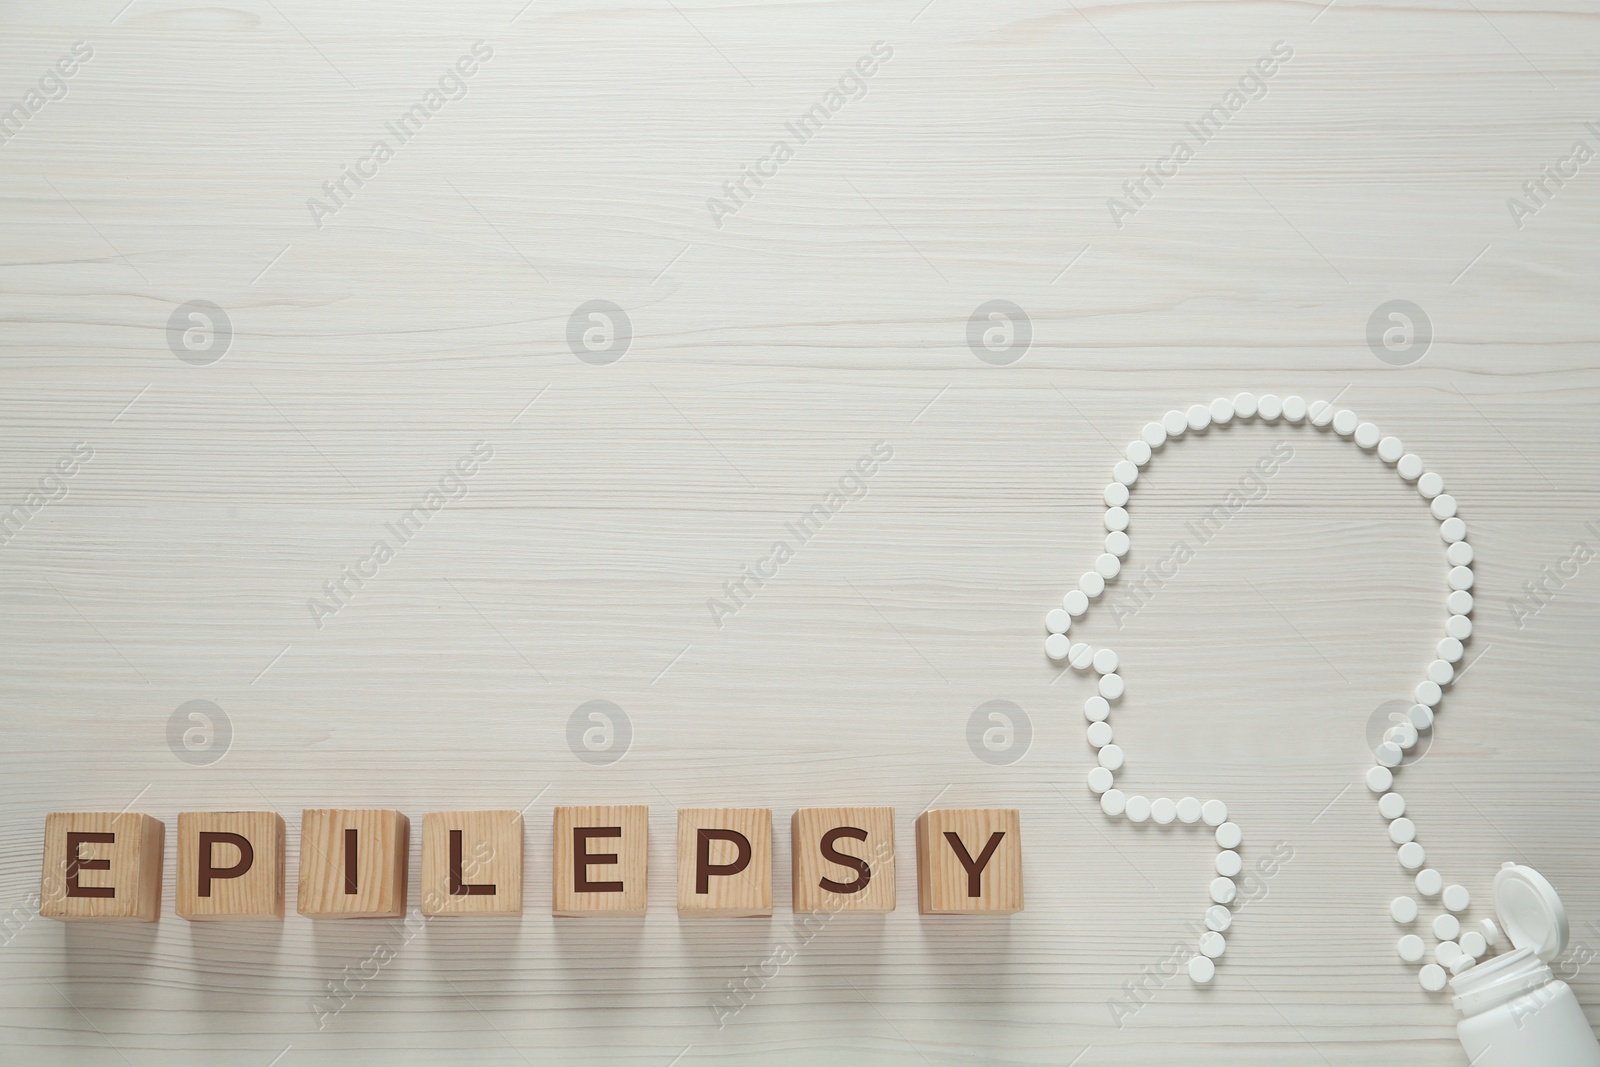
[176,811,285,920]
[552,805,648,917]
[298,809,409,919]
[421,810,523,916]
[677,808,770,917]
[915,808,1023,914]
[40,812,165,922]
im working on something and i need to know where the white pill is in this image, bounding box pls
[1386,722,1418,749]
[1434,914,1461,941]
[1081,571,1106,597]
[1189,955,1216,983]
[1333,409,1359,436]
[1216,850,1242,877]
[1398,453,1424,481]
[1152,798,1177,825]
[1428,659,1455,685]
[1087,766,1114,793]
[1257,394,1284,420]
[1399,842,1426,868]
[1391,896,1419,923]
[1096,553,1121,578]
[1448,590,1474,615]
[1125,795,1150,822]
[1186,404,1212,431]
[1199,930,1227,958]
[1436,940,1462,966]
[1461,930,1487,958]
[1100,789,1126,816]
[1177,797,1202,824]
[1045,633,1070,660]
[1415,869,1443,897]
[1215,822,1242,849]
[1114,460,1139,486]
[1104,507,1129,533]
[1448,566,1473,591]
[1378,436,1405,463]
[1379,793,1406,819]
[1106,530,1131,557]
[1233,392,1258,418]
[1210,877,1237,904]
[1104,482,1129,508]
[1447,541,1473,567]
[1355,422,1381,449]
[1084,696,1111,722]
[1209,397,1234,424]
[1451,954,1477,976]
[1399,934,1426,962]
[1443,884,1470,912]
[1408,704,1434,731]
[1376,742,1403,767]
[1065,589,1090,615]
[1162,409,1188,437]
[1309,400,1335,427]
[1087,721,1114,748]
[1415,681,1442,707]
[1420,963,1448,992]
[1093,648,1119,674]
[1283,396,1308,422]
[1389,817,1416,844]
[1431,494,1457,520]
[1438,637,1463,663]
[1099,673,1125,700]
[1366,766,1393,792]
[1440,517,1466,543]
[1126,440,1153,467]
[1047,608,1072,634]
[1201,800,1228,826]
[1098,744,1125,771]
[1418,472,1444,499]
[1141,422,1168,448]
[1069,642,1094,669]
[1480,919,1502,947]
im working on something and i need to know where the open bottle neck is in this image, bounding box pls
[1452,948,1555,1017]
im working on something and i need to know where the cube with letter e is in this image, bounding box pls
[40,812,164,922]
[552,805,647,917]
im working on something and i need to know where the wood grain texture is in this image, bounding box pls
[175,810,285,921]
[420,810,523,916]
[296,809,409,919]
[678,808,773,917]
[553,804,649,917]
[792,806,896,914]
[916,808,1024,915]
[38,813,163,923]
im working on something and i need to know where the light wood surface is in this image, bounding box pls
[175,810,285,921]
[3,0,1600,1062]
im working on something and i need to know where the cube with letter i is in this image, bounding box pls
[297,809,409,919]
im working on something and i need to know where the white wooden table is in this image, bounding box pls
[2,1,1598,1063]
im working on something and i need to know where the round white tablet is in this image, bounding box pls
[1448,590,1474,615]
[1215,822,1242,849]
[1125,795,1150,822]
[1209,397,1234,424]
[1189,955,1216,983]
[1415,869,1443,897]
[1100,789,1126,816]
[1098,744,1125,771]
[1099,673,1125,700]
[1408,704,1434,731]
[1431,494,1457,520]
[1210,877,1237,904]
[1378,436,1405,463]
[1096,553,1121,579]
[1106,530,1131,557]
[1379,792,1406,819]
[1376,741,1403,767]
[1126,440,1153,467]
[1081,571,1106,597]
[1446,542,1473,568]
[1415,681,1442,707]
[1104,507,1129,533]
[1283,396,1308,422]
[1087,721,1114,748]
[1065,589,1090,615]
[1391,896,1418,923]
[1114,460,1139,486]
[1366,766,1393,792]
[1386,722,1418,749]
[1309,400,1335,427]
[1201,800,1228,826]
[1186,404,1212,431]
[1162,410,1188,437]
[1450,953,1476,976]
[1257,394,1283,421]
[1199,931,1227,958]
[1398,453,1424,481]
[1233,392,1258,418]
[1047,608,1071,634]
[1420,963,1448,991]
[1142,422,1168,448]
[1436,940,1462,966]
[1389,817,1416,844]
[1398,842,1426,868]
[1434,914,1461,941]
[1206,904,1233,931]
[1461,931,1487,959]
[1437,637,1463,663]
[1443,884,1470,912]
[1448,566,1473,591]
[1216,850,1242,877]
[1399,934,1426,962]
[1104,482,1130,508]
[1355,422,1381,448]
[1333,409,1358,436]
[1440,517,1466,543]
[1177,797,1202,824]
[1427,659,1454,685]
[1069,642,1093,669]
[1151,798,1177,825]
[1084,696,1110,722]
[1418,472,1444,499]
[1087,766,1114,793]
[1045,633,1070,661]
[1480,918,1502,947]
[1093,648,1119,674]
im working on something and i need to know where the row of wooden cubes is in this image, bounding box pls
[41,807,1022,920]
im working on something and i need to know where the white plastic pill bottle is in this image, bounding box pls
[1451,863,1600,1067]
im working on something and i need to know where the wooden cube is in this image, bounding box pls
[420,811,523,916]
[552,805,648,917]
[298,809,409,919]
[677,808,770,917]
[915,808,1023,914]
[791,807,896,914]
[40,812,164,922]
[176,811,285,921]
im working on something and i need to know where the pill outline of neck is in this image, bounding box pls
[1046,394,1476,991]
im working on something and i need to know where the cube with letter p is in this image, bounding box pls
[677,808,770,917]
[176,811,285,920]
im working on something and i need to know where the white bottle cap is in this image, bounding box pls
[1493,862,1570,962]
